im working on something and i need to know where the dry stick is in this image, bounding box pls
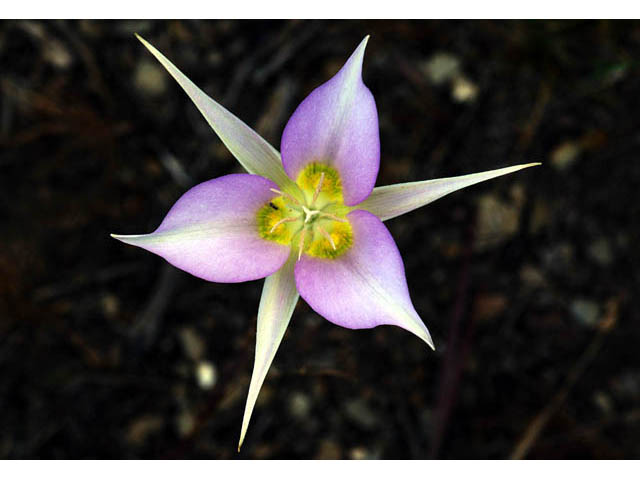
[32,262,143,302]
[129,264,180,350]
[428,210,476,459]
[128,147,194,350]
[510,296,621,459]
[543,407,640,451]
[515,80,553,155]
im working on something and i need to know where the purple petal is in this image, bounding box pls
[112,174,290,283]
[294,210,433,347]
[281,37,380,206]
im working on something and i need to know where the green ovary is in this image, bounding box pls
[256,163,353,259]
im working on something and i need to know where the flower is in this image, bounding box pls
[112,34,539,449]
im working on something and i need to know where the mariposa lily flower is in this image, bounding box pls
[112,34,539,449]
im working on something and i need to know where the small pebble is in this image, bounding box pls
[101,293,120,319]
[570,299,600,328]
[176,409,195,438]
[529,199,551,234]
[421,52,461,85]
[349,446,369,460]
[196,360,218,390]
[315,439,342,459]
[126,415,164,446]
[43,39,73,70]
[475,194,521,250]
[288,391,312,419]
[588,237,614,267]
[451,75,478,103]
[178,327,206,361]
[551,140,582,171]
[593,391,613,414]
[134,60,168,97]
[519,264,546,288]
[472,293,507,322]
[349,446,380,460]
[344,398,379,430]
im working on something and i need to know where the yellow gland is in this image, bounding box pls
[256,163,353,259]
[296,162,343,204]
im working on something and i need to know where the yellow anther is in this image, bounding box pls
[319,212,347,223]
[311,172,325,205]
[269,188,300,205]
[298,228,307,260]
[269,216,298,233]
[316,225,336,250]
[306,221,353,259]
[296,163,343,204]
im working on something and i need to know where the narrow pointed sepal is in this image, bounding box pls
[359,163,541,221]
[238,255,299,450]
[135,34,296,191]
[111,174,290,283]
[295,210,434,349]
[281,36,380,206]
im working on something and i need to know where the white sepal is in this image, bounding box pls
[359,163,541,221]
[136,34,296,191]
[238,255,299,450]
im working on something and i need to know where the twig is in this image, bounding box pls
[252,22,320,85]
[32,262,144,302]
[128,263,182,350]
[224,21,305,106]
[159,150,193,189]
[428,209,477,458]
[510,296,622,459]
[514,79,553,156]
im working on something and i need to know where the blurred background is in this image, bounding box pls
[1,19,639,459]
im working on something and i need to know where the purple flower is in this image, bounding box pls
[113,35,539,448]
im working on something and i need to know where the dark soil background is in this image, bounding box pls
[1,19,639,459]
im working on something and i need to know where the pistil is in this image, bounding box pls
[301,206,322,224]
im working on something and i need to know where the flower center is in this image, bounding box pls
[257,163,353,259]
[301,206,321,224]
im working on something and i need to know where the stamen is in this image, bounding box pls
[269,188,300,205]
[319,212,347,223]
[311,172,325,205]
[269,216,298,233]
[317,225,336,250]
[297,228,307,260]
